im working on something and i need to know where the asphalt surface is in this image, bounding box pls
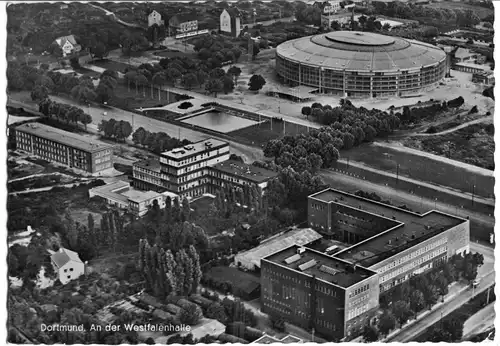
[462,302,495,339]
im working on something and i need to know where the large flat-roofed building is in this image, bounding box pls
[308,188,470,293]
[133,139,278,200]
[15,123,113,174]
[235,228,323,271]
[261,245,380,341]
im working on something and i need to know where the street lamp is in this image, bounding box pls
[471,184,476,206]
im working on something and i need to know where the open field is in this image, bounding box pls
[205,266,260,289]
[153,48,197,60]
[228,118,310,146]
[182,111,260,133]
[343,143,494,200]
[403,123,494,171]
[91,59,133,73]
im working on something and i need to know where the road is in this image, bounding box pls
[462,302,495,339]
[319,169,495,237]
[46,95,264,163]
[88,3,144,28]
[335,159,494,207]
[385,270,496,342]
[411,116,493,137]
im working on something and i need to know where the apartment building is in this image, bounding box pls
[133,139,278,200]
[15,123,113,174]
[261,245,380,341]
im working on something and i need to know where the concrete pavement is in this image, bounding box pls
[462,302,495,339]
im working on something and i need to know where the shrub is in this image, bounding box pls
[178,102,193,109]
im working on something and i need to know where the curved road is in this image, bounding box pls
[88,3,144,29]
[411,116,493,137]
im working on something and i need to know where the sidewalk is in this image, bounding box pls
[381,282,470,342]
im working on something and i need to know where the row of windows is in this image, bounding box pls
[380,246,447,283]
[349,294,369,308]
[95,162,112,172]
[349,284,369,298]
[380,237,448,273]
[347,304,369,320]
[311,202,326,211]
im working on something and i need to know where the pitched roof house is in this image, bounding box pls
[51,248,85,285]
[148,9,165,27]
[220,7,242,37]
[53,35,81,57]
[169,14,198,34]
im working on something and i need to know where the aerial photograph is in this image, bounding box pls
[5,0,496,344]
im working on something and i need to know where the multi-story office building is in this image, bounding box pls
[261,245,380,340]
[15,123,113,174]
[209,160,278,195]
[133,138,229,198]
[133,139,278,199]
[261,187,470,340]
[308,188,470,293]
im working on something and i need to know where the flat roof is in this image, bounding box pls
[134,159,161,173]
[235,228,323,269]
[264,245,377,288]
[455,62,491,71]
[310,188,466,267]
[90,180,131,203]
[275,85,318,100]
[212,160,279,184]
[16,123,113,153]
[161,138,228,160]
[122,190,163,203]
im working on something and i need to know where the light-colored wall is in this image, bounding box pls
[220,10,231,33]
[58,261,85,285]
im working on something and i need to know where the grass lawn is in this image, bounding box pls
[206,266,260,288]
[153,49,197,60]
[228,118,310,146]
[91,59,134,73]
[344,142,494,200]
[110,82,181,110]
[403,123,494,171]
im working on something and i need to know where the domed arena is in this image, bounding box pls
[276,31,448,98]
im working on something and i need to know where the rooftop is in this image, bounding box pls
[90,181,163,204]
[252,334,303,344]
[212,160,279,184]
[16,123,113,153]
[310,188,466,267]
[161,138,228,160]
[134,159,161,173]
[264,245,377,288]
[122,190,164,203]
[455,62,491,71]
[277,31,446,72]
[51,248,83,268]
[235,228,323,269]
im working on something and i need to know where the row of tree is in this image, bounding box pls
[213,184,263,218]
[97,118,133,142]
[369,252,484,340]
[138,239,202,299]
[38,98,92,130]
[132,127,192,154]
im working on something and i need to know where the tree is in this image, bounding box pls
[227,66,242,84]
[362,324,379,342]
[252,42,260,60]
[90,42,109,60]
[221,76,235,94]
[301,106,311,118]
[248,74,266,92]
[132,127,148,146]
[392,301,413,327]
[71,85,96,104]
[409,290,426,313]
[196,70,208,87]
[205,79,223,97]
[31,85,49,101]
[182,73,198,90]
[179,304,203,325]
[378,311,396,336]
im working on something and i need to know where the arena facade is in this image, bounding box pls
[276,31,448,98]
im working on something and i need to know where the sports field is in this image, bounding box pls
[228,118,310,146]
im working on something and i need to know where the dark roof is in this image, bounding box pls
[226,7,242,18]
[310,188,466,267]
[263,245,377,288]
[51,248,83,268]
[211,160,278,184]
[170,14,197,24]
[133,159,161,173]
[16,123,113,153]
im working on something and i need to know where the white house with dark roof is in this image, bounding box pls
[50,248,85,285]
[53,35,81,57]
[220,7,242,37]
